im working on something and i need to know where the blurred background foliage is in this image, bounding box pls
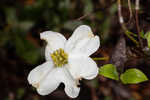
[1,0,150,100]
[0,0,119,65]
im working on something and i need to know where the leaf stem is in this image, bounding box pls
[92,57,109,61]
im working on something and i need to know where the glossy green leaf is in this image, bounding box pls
[99,64,119,80]
[120,68,148,84]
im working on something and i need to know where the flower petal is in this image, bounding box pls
[40,31,66,60]
[45,45,52,61]
[68,56,99,80]
[65,25,100,56]
[27,61,54,86]
[65,25,93,53]
[37,68,60,95]
[64,84,80,98]
[62,67,80,98]
[37,67,80,98]
[70,36,100,56]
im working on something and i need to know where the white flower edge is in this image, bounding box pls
[27,25,100,98]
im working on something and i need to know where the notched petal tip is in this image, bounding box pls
[85,66,99,80]
[40,31,66,41]
[77,25,91,31]
[75,25,93,36]
[27,61,54,88]
[37,88,49,96]
[64,85,80,98]
[40,31,48,39]
[40,31,53,41]
[31,83,40,89]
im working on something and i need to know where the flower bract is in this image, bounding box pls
[27,25,100,98]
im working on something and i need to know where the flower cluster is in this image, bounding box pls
[27,25,100,98]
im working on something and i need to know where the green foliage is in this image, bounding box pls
[99,64,119,80]
[83,0,93,13]
[14,34,41,64]
[145,31,150,49]
[99,64,148,84]
[104,96,112,100]
[1,0,119,65]
[63,21,83,30]
[120,68,148,84]
[100,3,117,42]
[140,30,145,39]
[16,88,25,99]
[1,0,74,64]
[126,31,137,37]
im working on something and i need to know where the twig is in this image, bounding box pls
[126,31,138,37]
[118,0,124,25]
[76,13,91,21]
[117,0,140,47]
[135,0,143,48]
[128,0,133,22]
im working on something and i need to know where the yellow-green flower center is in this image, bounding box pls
[51,48,68,67]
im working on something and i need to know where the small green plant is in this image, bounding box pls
[99,64,148,84]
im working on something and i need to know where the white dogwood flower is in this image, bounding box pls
[27,25,100,98]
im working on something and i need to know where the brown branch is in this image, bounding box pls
[117,0,140,47]
[135,0,143,48]
[76,13,91,21]
[128,0,133,22]
[117,0,126,30]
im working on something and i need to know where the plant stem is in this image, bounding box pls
[92,57,109,61]
[117,0,140,47]
[128,0,133,22]
[135,0,143,48]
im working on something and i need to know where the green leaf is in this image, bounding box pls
[120,68,148,84]
[145,31,150,49]
[99,64,119,80]
[140,30,145,39]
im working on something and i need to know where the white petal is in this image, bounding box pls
[64,84,80,98]
[27,61,54,86]
[65,25,94,53]
[68,56,99,80]
[37,67,80,98]
[62,67,80,98]
[40,31,66,60]
[45,45,52,61]
[71,36,100,56]
[65,25,100,56]
[37,68,60,95]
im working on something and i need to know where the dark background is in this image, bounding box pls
[0,0,150,100]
